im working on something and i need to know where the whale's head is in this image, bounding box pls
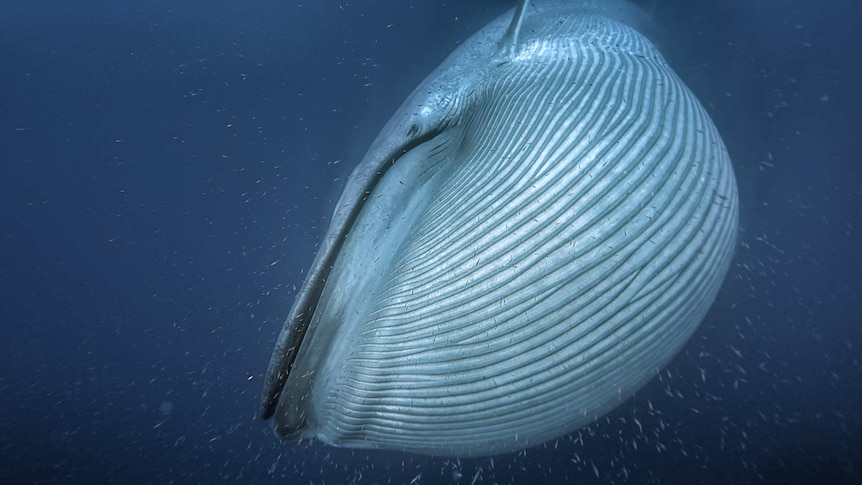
[261,0,738,457]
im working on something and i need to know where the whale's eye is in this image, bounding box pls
[406,123,420,138]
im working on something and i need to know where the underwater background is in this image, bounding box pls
[1,0,859,483]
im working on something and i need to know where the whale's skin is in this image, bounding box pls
[261,0,738,457]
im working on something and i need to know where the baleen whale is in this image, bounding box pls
[261,0,738,456]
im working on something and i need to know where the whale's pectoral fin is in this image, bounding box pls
[498,0,529,60]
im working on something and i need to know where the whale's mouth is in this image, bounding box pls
[259,124,453,422]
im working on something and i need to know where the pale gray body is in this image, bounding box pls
[262,0,738,457]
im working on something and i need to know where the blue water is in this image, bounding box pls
[1,0,859,483]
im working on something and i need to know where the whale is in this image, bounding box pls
[261,0,738,457]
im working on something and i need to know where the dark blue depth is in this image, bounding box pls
[1,1,859,483]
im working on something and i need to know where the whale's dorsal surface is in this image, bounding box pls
[262,0,738,457]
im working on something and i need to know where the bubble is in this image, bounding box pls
[159,401,174,415]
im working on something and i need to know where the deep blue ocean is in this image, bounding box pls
[1,0,859,483]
